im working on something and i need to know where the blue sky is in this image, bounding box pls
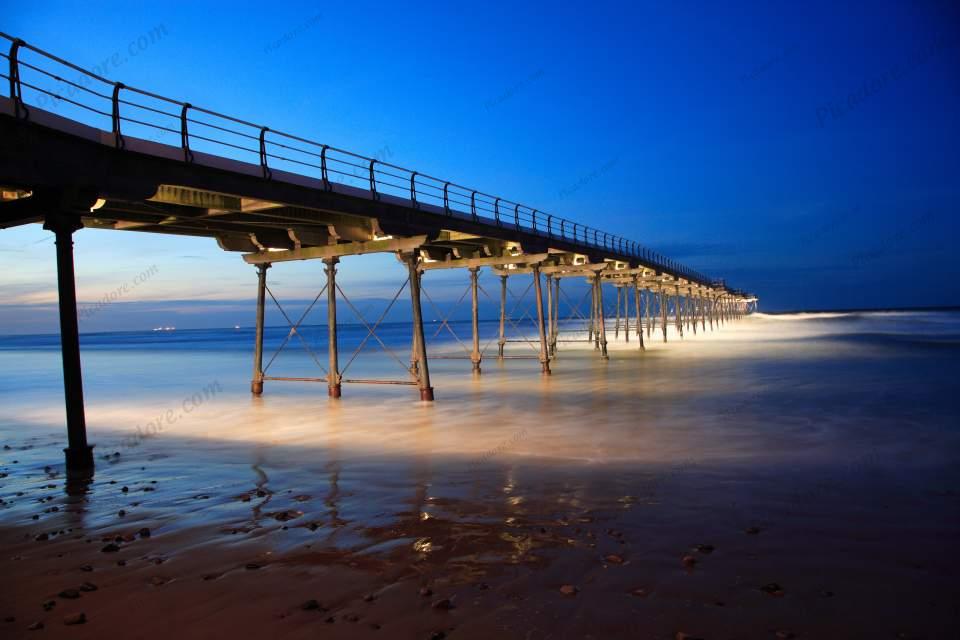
[1,0,958,333]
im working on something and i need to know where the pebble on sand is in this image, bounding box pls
[300,599,322,611]
[559,585,579,596]
[693,544,715,554]
[101,543,121,553]
[760,583,785,597]
[79,582,97,592]
[681,554,698,568]
[604,554,625,564]
[58,589,80,599]
[630,588,650,598]
[418,587,433,597]
[138,527,151,538]
[63,613,86,625]
[432,598,455,610]
[28,621,44,630]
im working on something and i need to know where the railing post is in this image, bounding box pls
[111,82,125,149]
[321,145,330,190]
[324,257,341,398]
[8,38,25,119]
[409,171,418,207]
[259,126,271,179]
[470,191,478,221]
[180,103,194,163]
[369,159,379,199]
[251,262,270,395]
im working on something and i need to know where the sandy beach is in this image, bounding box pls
[2,312,959,638]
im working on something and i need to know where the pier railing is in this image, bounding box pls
[2,32,720,287]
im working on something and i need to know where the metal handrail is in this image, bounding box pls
[0,30,748,294]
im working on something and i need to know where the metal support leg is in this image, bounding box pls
[532,266,551,374]
[614,286,621,340]
[550,277,559,355]
[44,214,94,473]
[323,258,341,398]
[623,286,630,342]
[406,254,434,400]
[545,274,554,356]
[497,274,507,358]
[690,291,697,335]
[469,266,481,374]
[251,262,270,395]
[589,278,596,347]
[646,288,652,339]
[660,289,668,342]
[634,280,645,351]
[595,275,609,359]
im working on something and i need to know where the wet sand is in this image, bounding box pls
[2,313,959,638]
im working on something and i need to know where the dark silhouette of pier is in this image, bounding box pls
[0,33,757,474]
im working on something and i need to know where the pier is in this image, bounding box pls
[0,33,756,473]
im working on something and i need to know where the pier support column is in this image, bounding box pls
[550,277,560,356]
[497,275,507,359]
[645,287,652,339]
[44,213,94,473]
[589,278,597,348]
[690,289,697,335]
[405,253,434,400]
[634,278,645,351]
[469,267,482,374]
[623,285,630,343]
[251,262,270,395]
[595,275,609,359]
[545,274,554,356]
[675,289,683,339]
[614,286,622,340]
[531,266,551,374]
[659,288,667,342]
[323,258,341,398]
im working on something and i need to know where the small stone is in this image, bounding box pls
[138,528,151,538]
[630,588,649,597]
[681,554,698,568]
[760,583,785,597]
[117,510,126,517]
[245,563,261,570]
[34,533,48,542]
[418,587,433,597]
[148,576,167,586]
[79,582,97,592]
[116,560,126,566]
[775,631,795,639]
[819,590,834,597]
[432,597,455,610]
[301,599,321,611]
[604,554,625,564]
[58,589,80,599]
[101,543,120,553]
[693,544,715,554]
[121,486,129,493]
[363,594,375,602]
[80,565,93,572]
[430,632,446,640]
[478,582,489,590]
[42,600,55,611]
[63,612,86,625]
[559,584,578,596]
[28,621,44,630]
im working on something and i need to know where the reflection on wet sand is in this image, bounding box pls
[1,312,959,637]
